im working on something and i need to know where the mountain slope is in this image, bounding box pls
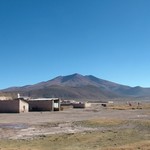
[1,73,150,100]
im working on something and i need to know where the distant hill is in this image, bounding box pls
[1,73,150,100]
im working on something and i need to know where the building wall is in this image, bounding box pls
[73,102,91,108]
[53,99,60,111]
[19,100,29,113]
[0,100,19,113]
[73,103,85,108]
[85,102,91,108]
[0,98,61,113]
[0,99,29,113]
[28,99,60,111]
[28,100,53,111]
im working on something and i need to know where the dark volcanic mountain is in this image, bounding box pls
[1,73,150,100]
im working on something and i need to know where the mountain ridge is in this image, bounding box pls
[1,73,150,100]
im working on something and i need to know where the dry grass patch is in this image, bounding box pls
[0,127,149,150]
[108,105,138,110]
[108,102,150,110]
[0,118,149,150]
[103,140,150,150]
[141,103,150,109]
[73,118,126,128]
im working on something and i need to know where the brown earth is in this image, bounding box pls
[0,102,149,149]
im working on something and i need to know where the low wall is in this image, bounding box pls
[73,102,91,108]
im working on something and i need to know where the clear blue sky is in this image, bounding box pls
[0,0,150,89]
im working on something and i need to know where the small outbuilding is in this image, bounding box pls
[72,102,91,108]
[0,99,29,113]
[28,98,60,111]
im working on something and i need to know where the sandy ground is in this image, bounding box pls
[0,103,149,139]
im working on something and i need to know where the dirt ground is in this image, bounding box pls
[0,103,150,150]
[0,102,149,140]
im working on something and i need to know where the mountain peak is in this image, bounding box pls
[66,73,83,78]
[1,73,150,100]
[61,73,84,85]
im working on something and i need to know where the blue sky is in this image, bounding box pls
[0,0,150,89]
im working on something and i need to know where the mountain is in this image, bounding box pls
[1,73,150,100]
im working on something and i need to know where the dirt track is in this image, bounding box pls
[0,103,149,139]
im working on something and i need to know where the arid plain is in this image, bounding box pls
[0,101,149,150]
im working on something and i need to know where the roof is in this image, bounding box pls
[29,98,59,101]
